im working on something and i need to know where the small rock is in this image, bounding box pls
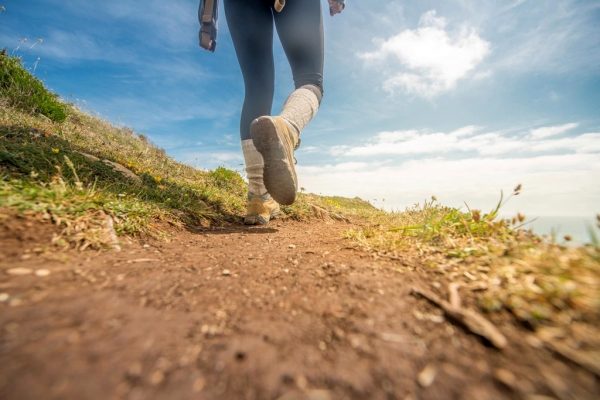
[288,244,297,249]
[149,370,164,385]
[296,375,308,390]
[35,269,50,277]
[305,390,332,400]
[417,364,437,387]
[193,376,206,392]
[277,390,332,400]
[102,159,141,183]
[0,293,10,302]
[494,368,516,389]
[7,268,33,276]
[9,298,23,307]
[222,269,231,276]
[126,362,143,380]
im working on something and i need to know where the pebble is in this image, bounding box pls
[277,390,332,400]
[7,268,33,276]
[149,370,164,385]
[417,364,437,387]
[494,368,516,388]
[288,244,297,249]
[35,269,50,277]
[9,298,23,307]
[193,376,206,392]
[0,293,10,302]
[222,269,231,276]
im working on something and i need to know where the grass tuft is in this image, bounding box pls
[0,50,67,122]
[344,189,600,335]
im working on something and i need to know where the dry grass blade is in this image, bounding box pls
[411,286,507,349]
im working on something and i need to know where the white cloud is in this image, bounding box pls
[530,122,578,139]
[299,153,600,217]
[359,10,491,97]
[329,123,598,158]
[302,121,600,216]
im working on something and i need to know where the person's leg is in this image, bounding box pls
[275,0,324,136]
[250,0,324,205]
[224,0,275,141]
[224,0,280,224]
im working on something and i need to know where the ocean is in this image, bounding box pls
[523,216,599,246]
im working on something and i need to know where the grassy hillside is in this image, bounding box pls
[1,52,599,351]
[0,52,376,249]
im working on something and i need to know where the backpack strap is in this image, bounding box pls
[198,0,218,52]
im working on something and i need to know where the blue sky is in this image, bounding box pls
[2,0,599,217]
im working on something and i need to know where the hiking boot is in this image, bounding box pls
[244,193,281,225]
[250,116,299,206]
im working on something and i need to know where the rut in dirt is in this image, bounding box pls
[0,219,597,400]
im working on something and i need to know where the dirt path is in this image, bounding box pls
[0,218,597,399]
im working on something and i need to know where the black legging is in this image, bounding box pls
[224,0,324,140]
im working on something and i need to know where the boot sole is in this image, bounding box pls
[250,117,297,205]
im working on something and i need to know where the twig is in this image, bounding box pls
[411,286,507,349]
[542,338,600,378]
[448,283,461,309]
[123,258,159,264]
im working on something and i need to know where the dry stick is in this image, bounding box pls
[411,286,507,350]
[448,282,462,309]
[541,338,600,378]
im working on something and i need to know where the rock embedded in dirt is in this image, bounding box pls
[493,368,517,390]
[417,364,437,387]
[35,269,50,277]
[6,267,33,276]
[192,376,206,392]
[149,370,165,386]
[0,293,10,302]
[222,269,231,276]
[277,389,332,400]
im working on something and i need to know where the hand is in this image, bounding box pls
[328,0,345,16]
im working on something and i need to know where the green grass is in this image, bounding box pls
[0,57,375,249]
[0,102,378,249]
[0,51,67,122]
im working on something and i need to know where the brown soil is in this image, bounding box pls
[0,215,598,400]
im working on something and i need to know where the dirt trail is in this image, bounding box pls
[0,217,597,400]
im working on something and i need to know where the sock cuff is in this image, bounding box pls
[299,84,323,104]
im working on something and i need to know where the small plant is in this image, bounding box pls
[0,50,67,122]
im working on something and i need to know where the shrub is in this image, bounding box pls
[0,50,67,122]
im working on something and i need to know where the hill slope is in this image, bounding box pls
[1,52,599,399]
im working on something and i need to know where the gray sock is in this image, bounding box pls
[280,84,321,136]
[242,139,267,196]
